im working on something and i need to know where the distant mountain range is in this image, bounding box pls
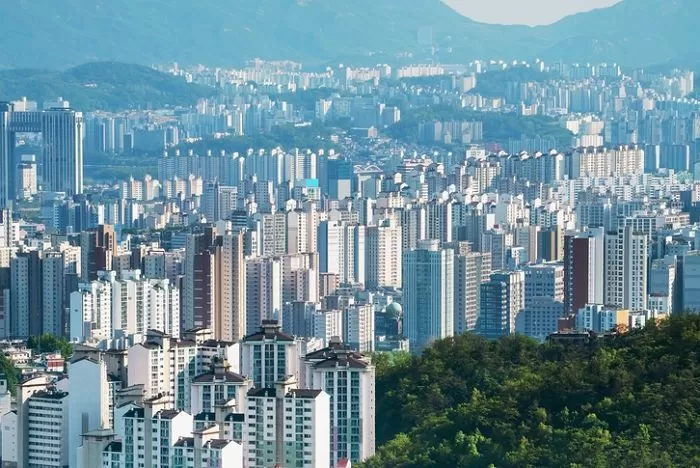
[0,0,697,69]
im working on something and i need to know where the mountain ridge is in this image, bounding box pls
[0,0,696,69]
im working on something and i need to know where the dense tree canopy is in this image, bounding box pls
[27,334,73,360]
[361,316,700,468]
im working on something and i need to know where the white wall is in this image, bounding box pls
[68,358,109,468]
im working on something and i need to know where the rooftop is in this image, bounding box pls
[31,389,68,400]
[205,439,232,449]
[192,371,247,384]
[123,407,145,419]
[174,437,194,448]
[242,320,294,342]
[104,441,123,452]
[155,409,182,420]
[193,411,215,421]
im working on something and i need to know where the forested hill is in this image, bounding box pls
[362,315,700,467]
[0,62,215,112]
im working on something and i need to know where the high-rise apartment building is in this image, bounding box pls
[10,250,42,338]
[366,219,402,289]
[80,224,117,282]
[127,330,239,410]
[604,226,648,312]
[481,227,514,271]
[478,271,525,339]
[245,257,282,333]
[446,241,492,334]
[343,304,375,352]
[523,262,565,305]
[564,228,605,316]
[255,212,287,257]
[318,221,366,286]
[26,389,70,467]
[240,321,300,389]
[400,205,427,251]
[403,240,454,352]
[304,342,376,466]
[183,228,216,331]
[426,199,453,243]
[214,231,246,341]
[41,251,66,336]
[244,378,330,468]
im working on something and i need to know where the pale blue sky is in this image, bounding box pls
[444,0,620,25]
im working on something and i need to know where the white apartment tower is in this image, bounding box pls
[523,262,565,305]
[604,226,648,312]
[244,378,330,468]
[304,342,376,466]
[68,356,112,467]
[127,331,239,410]
[26,389,70,467]
[343,304,375,353]
[240,321,300,389]
[366,219,403,289]
[318,221,366,286]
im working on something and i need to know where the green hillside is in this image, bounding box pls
[0,62,215,111]
[362,315,700,467]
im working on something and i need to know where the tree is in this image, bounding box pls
[359,316,700,467]
[27,333,73,359]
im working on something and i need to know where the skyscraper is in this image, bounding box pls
[80,224,117,282]
[245,257,282,333]
[604,226,648,312]
[42,108,84,195]
[446,241,492,334]
[478,271,525,339]
[343,304,375,352]
[214,231,246,341]
[10,251,42,338]
[403,240,454,352]
[304,342,376,466]
[564,228,605,316]
[318,221,366,286]
[0,103,13,208]
[366,219,402,289]
[183,228,216,331]
[0,103,84,207]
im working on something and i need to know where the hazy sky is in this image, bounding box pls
[444,0,620,25]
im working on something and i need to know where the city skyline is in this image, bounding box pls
[0,0,698,462]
